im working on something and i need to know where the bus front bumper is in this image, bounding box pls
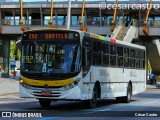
[19,84,81,100]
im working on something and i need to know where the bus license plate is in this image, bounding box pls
[41,91,52,96]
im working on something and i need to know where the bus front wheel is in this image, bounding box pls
[39,99,52,107]
[85,85,98,108]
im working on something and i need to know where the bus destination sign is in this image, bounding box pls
[25,33,68,40]
[45,33,68,39]
[23,32,79,40]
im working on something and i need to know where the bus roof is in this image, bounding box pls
[84,32,146,50]
[23,28,82,33]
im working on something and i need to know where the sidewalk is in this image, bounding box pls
[155,82,160,87]
[146,82,160,89]
[0,77,19,96]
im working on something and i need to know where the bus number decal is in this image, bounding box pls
[29,34,38,39]
[100,70,106,76]
[23,56,33,63]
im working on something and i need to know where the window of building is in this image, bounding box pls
[44,16,56,26]
[10,41,16,59]
[71,16,78,26]
[87,16,100,25]
[57,16,65,26]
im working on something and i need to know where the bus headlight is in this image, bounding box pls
[61,78,80,90]
[63,85,70,90]
[20,80,31,89]
[69,83,74,88]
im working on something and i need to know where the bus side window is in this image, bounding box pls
[117,46,123,67]
[130,49,135,68]
[135,50,140,69]
[93,41,101,65]
[102,43,109,66]
[124,48,129,68]
[141,51,145,69]
[82,47,91,76]
[110,44,116,66]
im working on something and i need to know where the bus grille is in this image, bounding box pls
[33,91,61,97]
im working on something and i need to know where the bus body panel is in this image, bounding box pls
[82,66,146,99]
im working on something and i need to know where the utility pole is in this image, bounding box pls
[19,0,29,31]
[67,0,71,30]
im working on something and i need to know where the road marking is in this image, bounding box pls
[98,109,111,111]
[144,100,160,105]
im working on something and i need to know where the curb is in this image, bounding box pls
[156,85,160,88]
[146,84,160,89]
[0,92,19,96]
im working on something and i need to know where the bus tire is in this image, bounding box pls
[116,97,123,103]
[124,83,132,103]
[39,99,51,107]
[86,85,98,108]
[116,83,132,103]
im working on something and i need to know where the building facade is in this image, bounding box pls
[0,0,160,77]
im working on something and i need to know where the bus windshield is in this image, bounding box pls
[21,42,81,74]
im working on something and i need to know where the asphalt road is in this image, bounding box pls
[0,87,160,120]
